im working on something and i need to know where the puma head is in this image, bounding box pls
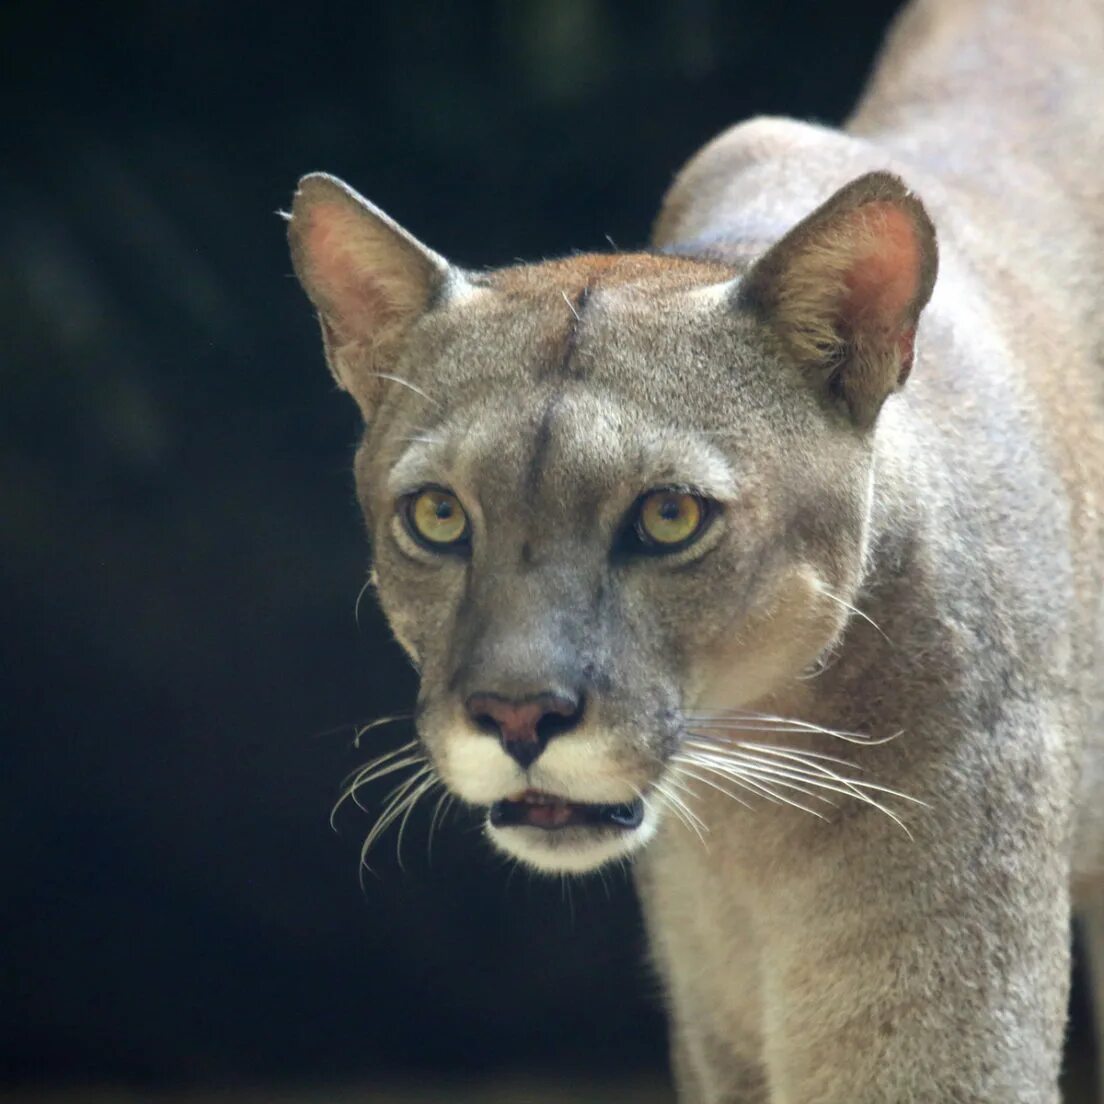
[288,170,937,873]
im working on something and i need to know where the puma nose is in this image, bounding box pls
[465,692,583,769]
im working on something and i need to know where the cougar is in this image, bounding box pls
[286,0,1104,1098]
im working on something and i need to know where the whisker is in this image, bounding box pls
[344,751,426,798]
[701,756,843,803]
[359,765,436,884]
[331,744,423,829]
[353,714,415,748]
[688,720,875,739]
[668,760,757,811]
[346,736,420,776]
[354,577,374,629]
[369,372,441,408]
[560,289,581,321]
[695,749,917,838]
[395,775,441,871]
[639,783,695,842]
[397,434,443,446]
[426,789,452,862]
[797,649,841,681]
[560,873,576,927]
[816,583,892,644]
[660,772,710,830]
[733,743,928,806]
[653,778,709,843]
[691,755,838,807]
[676,756,829,819]
[686,739,926,830]
[378,763,435,810]
[687,710,902,746]
[686,733,861,770]
[311,711,413,743]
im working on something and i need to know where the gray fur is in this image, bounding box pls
[287,0,1104,1098]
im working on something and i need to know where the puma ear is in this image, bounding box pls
[738,171,938,427]
[287,173,455,420]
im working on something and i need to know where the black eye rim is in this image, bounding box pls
[616,487,717,558]
[400,484,472,555]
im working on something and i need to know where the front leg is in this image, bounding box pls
[758,721,1074,1103]
[638,835,770,1103]
[669,1019,770,1104]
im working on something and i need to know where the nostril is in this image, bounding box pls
[470,710,500,736]
[464,691,584,767]
[535,696,584,742]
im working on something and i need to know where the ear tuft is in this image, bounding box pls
[287,173,452,419]
[739,172,937,426]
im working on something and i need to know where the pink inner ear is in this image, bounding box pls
[839,201,922,337]
[301,202,397,335]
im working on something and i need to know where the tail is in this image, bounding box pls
[847,0,1103,212]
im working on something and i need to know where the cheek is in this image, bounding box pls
[686,563,848,709]
[373,557,465,666]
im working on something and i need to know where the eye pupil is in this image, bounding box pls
[634,489,708,551]
[406,488,469,550]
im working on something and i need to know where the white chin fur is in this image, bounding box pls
[483,810,658,874]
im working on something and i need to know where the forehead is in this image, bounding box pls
[381,251,800,514]
[388,382,739,519]
[416,251,750,412]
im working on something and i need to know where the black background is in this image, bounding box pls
[8,0,1090,1096]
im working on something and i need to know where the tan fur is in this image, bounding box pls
[287,1,1104,1099]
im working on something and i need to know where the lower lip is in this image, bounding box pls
[489,795,645,831]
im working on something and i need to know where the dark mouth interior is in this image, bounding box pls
[490,791,644,831]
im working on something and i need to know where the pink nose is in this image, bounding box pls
[465,692,583,769]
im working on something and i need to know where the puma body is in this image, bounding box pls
[287,1,1104,1099]
[644,4,1104,1098]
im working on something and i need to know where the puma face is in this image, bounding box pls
[288,172,936,872]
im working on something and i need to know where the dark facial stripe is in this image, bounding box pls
[558,283,593,379]
[522,391,561,504]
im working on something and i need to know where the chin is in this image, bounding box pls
[482,793,659,873]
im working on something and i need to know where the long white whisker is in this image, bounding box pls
[661,772,710,830]
[378,763,434,809]
[675,756,828,819]
[369,372,441,407]
[395,775,440,872]
[354,577,373,630]
[687,711,902,746]
[331,746,424,829]
[669,760,759,812]
[716,754,915,838]
[341,739,420,784]
[733,744,928,806]
[650,786,695,840]
[688,741,924,832]
[688,721,884,741]
[654,779,709,843]
[353,710,415,746]
[359,766,436,883]
[344,754,428,809]
[686,734,861,770]
[816,584,892,643]
[690,755,837,806]
[427,788,451,862]
[353,716,415,748]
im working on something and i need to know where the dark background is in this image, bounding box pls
[6,0,1091,1098]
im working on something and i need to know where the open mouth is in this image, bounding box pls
[490,790,645,831]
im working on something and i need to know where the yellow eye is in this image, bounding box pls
[636,490,706,547]
[406,488,469,547]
